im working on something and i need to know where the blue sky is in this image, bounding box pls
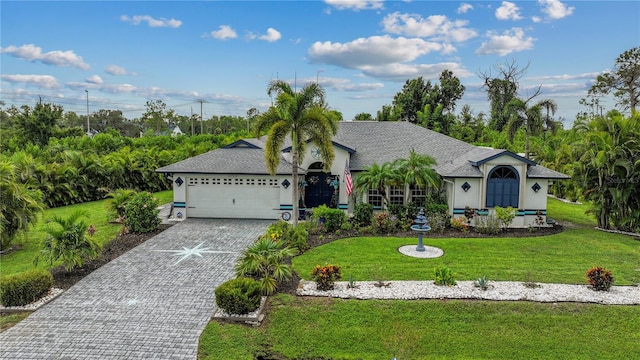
[1,1,638,124]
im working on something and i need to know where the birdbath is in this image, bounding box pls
[411,208,431,252]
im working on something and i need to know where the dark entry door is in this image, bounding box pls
[305,172,333,208]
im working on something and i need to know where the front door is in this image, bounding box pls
[305,172,333,208]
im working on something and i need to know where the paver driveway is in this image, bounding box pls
[0,218,271,359]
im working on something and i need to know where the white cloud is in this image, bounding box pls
[475,28,535,56]
[247,28,282,42]
[1,44,89,70]
[457,3,473,14]
[324,0,384,11]
[105,64,133,76]
[120,15,182,28]
[527,72,601,81]
[260,28,281,42]
[532,16,542,23]
[207,25,237,40]
[1,74,60,88]
[539,0,575,20]
[317,77,384,91]
[86,75,103,85]
[495,1,523,20]
[381,12,477,42]
[358,62,473,81]
[309,35,445,69]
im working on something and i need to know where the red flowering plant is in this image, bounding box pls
[311,264,342,290]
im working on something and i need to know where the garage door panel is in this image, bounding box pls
[186,179,279,219]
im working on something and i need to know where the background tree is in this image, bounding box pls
[15,102,63,147]
[504,98,543,159]
[588,46,640,113]
[254,80,337,225]
[354,112,373,121]
[479,60,540,131]
[142,100,168,134]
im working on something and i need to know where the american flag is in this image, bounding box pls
[344,159,353,196]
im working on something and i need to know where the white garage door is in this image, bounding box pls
[186,176,280,219]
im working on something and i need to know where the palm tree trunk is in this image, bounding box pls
[291,133,299,226]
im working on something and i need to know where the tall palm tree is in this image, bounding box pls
[392,149,441,204]
[254,80,338,225]
[505,98,543,159]
[537,99,559,133]
[354,162,399,208]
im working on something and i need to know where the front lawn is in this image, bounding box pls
[0,190,173,276]
[199,294,640,360]
[292,228,640,285]
[546,197,596,227]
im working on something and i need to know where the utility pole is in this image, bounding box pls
[197,99,206,134]
[85,90,90,135]
[190,106,194,135]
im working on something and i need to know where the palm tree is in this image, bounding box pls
[537,99,560,133]
[392,149,441,204]
[505,98,543,159]
[254,80,338,225]
[234,237,297,295]
[354,162,399,208]
[36,210,101,271]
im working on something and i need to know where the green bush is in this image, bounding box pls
[282,225,309,253]
[106,188,136,220]
[353,202,373,227]
[426,213,449,234]
[495,206,516,230]
[124,192,161,233]
[424,203,449,216]
[474,215,501,235]
[312,205,347,232]
[0,269,53,307]
[586,266,614,291]
[311,264,342,291]
[373,211,396,234]
[214,277,262,315]
[434,266,456,286]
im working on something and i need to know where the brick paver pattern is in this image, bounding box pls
[0,219,271,359]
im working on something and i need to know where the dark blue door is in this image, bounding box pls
[305,172,333,208]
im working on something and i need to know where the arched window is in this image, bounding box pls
[486,166,519,208]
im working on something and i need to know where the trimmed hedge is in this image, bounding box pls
[312,205,347,232]
[215,277,262,315]
[0,269,53,307]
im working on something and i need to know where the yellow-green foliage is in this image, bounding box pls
[0,269,53,307]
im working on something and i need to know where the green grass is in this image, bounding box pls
[0,312,32,332]
[0,190,173,276]
[199,294,640,360]
[546,197,596,227]
[292,229,640,285]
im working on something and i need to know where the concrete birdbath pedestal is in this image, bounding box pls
[411,208,431,252]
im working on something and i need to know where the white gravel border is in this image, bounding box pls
[297,280,640,305]
[0,288,65,313]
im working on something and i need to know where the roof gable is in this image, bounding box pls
[469,150,537,167]
[223,139,263,149]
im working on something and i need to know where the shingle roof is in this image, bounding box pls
[156,147,304,175]
[156,121,568,179]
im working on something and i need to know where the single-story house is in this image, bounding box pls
[156,121,569,227]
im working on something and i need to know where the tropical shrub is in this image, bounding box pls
[263,221,290,242]
[373,211,396,234]
[281,225,309,253]
[311,264,342,291]
[426,213,449,234]
[353,202,373,227]
[474,215,501,235]
[234,237,297,295]
[214,277,262,315]
[474,276,490,290]
[36,210,102,271]
[450,217,469,232]
[424,203,448,216]
[124,192,161,233]
[106,188,136,220]
[312,205,347,232]
[0,160,43,250]
[0,269,53,307]
[434,266,456,286]
[586,266,614,291]
[495,206,516,230]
